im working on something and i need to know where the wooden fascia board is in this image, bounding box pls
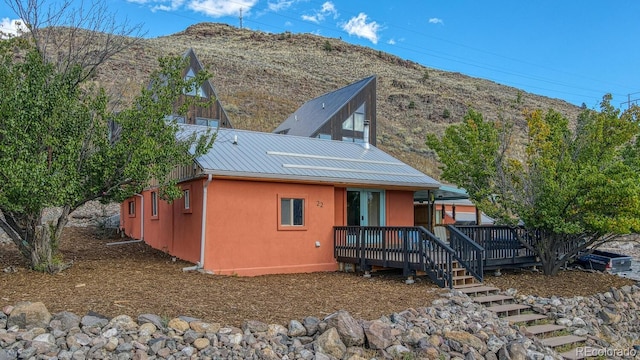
[184,173,438,192]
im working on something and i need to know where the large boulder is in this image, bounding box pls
[138,314,164,329]
[324,310,365,346]
[314,327,347,359]
[288,319,307,337]
[52,311,80,331]
[6,302,51,330]
[444,330,488,354]
[362,320,393,350]
[242,319,268,333]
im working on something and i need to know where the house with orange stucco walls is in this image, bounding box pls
[120,51,442,276]
[120,125,440,276]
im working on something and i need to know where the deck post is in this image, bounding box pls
[402,230,410,276]
[358,227,365,271]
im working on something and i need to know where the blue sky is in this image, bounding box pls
[2,0,639,109]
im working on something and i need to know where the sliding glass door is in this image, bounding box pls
[347,189,385,226]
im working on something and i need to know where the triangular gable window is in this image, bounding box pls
[184,68,207,98]
[342,103,365,132]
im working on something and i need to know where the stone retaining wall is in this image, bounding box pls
[1,285,638,359]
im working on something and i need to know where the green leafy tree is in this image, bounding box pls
[426,96,640,275]
[0,38,215,272]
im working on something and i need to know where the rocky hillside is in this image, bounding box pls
[97,22,583,177]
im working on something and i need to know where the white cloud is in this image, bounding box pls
[125,0,257,17]
[321,1,338,18]
[188,0,258,17]
[268,0,295,12]
[301,1,338,24]
[341,13,380,44]
[125,0,184,12]
[0,17,30,39]
[301,14,319,24]
[387,39,396,45]
[152,0,186,12]
[428,17,443,25]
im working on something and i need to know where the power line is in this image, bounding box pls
[621,92,640,109]
[105,0,635,105]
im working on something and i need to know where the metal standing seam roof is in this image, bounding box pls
[177,125,440,190]
[272,76,376,136]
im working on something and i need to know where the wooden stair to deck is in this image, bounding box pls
[472,294,514,305]
[485,304,532,316]
[451,264,477,286]
[557,347,602,360]
[456,285,500,295]
[523,324,566,336]
[502,313,548,324]
[456,283,591,359]
[540,335,587,348]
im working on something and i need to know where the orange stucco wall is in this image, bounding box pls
[120,178,420,276]
[203,179,337,276]
[386,190,415,226]
[120,178,203,264]
[334,188,346,226]
[121,196,142,240]
[170,180,204,263]
[144,197,174,253]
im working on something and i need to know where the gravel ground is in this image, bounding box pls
[1,227,636,328]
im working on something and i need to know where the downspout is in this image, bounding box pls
[183,174,213,272]
[363,120,371,150]
[134,193,144,241]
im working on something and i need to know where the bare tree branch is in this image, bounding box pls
[5,0,146,84]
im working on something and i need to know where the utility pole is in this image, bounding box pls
[239,8,243,29]
[621,92,640,109]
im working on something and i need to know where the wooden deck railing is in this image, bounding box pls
[448,225,484,281]
[334,226,482,288]
[454,225,538,269]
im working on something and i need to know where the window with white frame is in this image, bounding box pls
[280,198,304,226]
[184,68,207,98]
[183,189,191,210]
[151,191,158,217]
[128,200,135,217]
[195,117,219,128]
[341,103,366,132]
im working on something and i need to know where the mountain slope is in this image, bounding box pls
[97,22,582,178]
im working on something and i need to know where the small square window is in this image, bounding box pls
[280,198,304,226]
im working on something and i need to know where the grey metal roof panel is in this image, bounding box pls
[273,76,375,136]
[178,125,440,189]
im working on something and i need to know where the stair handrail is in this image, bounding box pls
[447,225,485,283]
[413,226,457,288]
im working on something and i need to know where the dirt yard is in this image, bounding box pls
[0,228,636,327]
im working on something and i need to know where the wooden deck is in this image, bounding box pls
[455,225,540,270]
[334,225,541,288]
